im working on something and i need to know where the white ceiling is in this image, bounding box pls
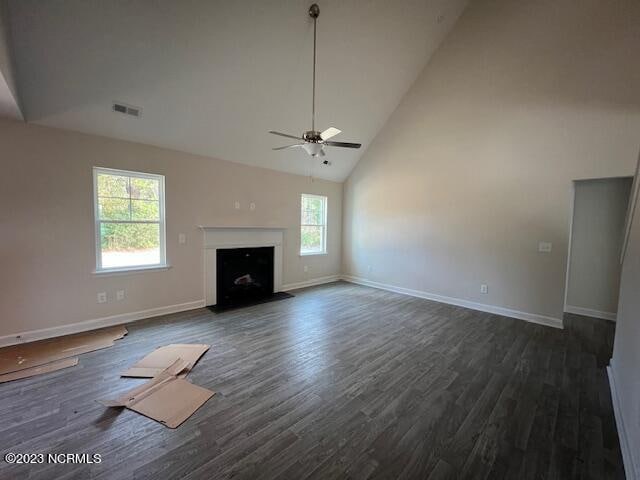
[7,0,468,181]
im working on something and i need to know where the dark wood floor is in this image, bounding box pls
[0,281,624,479]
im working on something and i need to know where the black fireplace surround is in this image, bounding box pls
[216,246,274,308]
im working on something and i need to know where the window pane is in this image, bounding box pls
[131,199,159,221]
[302,206,322,225]
[301,225,323,253]
[100,222,160,268]
[301,196,324,225]
[97,173,129,198]
[129,177,159,200]
[98,197,130,221]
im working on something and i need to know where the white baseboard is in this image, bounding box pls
[0,299,206,348]
[608,363,639,480]
[281,275,341,292]
[0,275,564,345]
[0,276,338,347]
[342,275,563,329]
[565,305,616,322]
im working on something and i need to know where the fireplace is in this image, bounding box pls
[200,226,285,307]
[216,247,274,308]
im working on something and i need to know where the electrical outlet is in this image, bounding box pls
[538,241,552,253]
[249,202,256,211]
[234,201,240,210]
[178,233,186,244]
[97,292,107,303]
[303,265,309,273]
[116,290,125,301]
[480,284,488,294]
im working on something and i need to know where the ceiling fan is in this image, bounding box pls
[269,3,361,164]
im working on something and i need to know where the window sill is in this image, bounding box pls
[299,252,328,257]
[93,264,172,276]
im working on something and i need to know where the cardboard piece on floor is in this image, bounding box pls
[0,325,127,375]
[101,359,215,429]
[121,344,210,378]
[0,357,79,383]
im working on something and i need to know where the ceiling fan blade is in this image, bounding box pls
[269,131,302,141]
[273,144,304,150]
[320,127,341,140]
[324,141,362,149]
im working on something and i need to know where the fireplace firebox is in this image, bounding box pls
[216,247,274,308]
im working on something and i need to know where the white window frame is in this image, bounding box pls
[93,167,167,273]
[300,193,328,256]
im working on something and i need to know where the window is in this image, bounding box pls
[93,167,166,272]
[300,194,327,255]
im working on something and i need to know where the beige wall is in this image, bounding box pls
[343,0,640,321]
[0,119,342,338]
[610,171,640,479]
[566,178,632,316]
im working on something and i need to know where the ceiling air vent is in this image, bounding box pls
[112,102,142,118]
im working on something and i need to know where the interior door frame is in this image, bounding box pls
[562,180,577,313]
[563,174,635,315]
[620,150,640,264]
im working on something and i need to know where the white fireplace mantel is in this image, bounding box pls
[199,226,286,306]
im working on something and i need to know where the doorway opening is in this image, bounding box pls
[564,177,633,321]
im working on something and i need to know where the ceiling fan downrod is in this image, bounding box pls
[309,3,319,133]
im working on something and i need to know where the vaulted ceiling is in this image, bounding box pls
[6,0,468,181]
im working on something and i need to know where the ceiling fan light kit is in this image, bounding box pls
[303,143,324,156]
[269,3,362,165]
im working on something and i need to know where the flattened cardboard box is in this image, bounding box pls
[0,357,78,383]
[121,344,210,378]
[0,326,127,376]
[101,359,215,428]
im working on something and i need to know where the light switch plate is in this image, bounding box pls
[178,233,186,244]
[97,292,107,304]
[116,290,125,301]
[480,284,488,294]
[234,201,240,210]
[538,241,552,253]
